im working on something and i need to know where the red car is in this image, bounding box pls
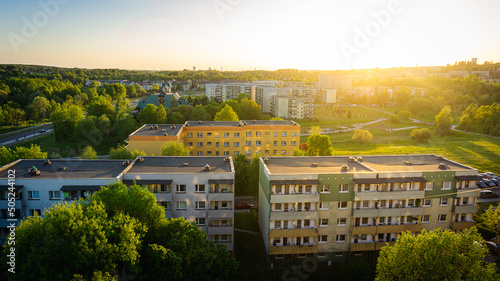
[235,202,254,209]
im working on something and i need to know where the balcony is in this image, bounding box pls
[376,223,423,233]
[352,226,377,235]
[270,210,318,221]
[352,208,379,218]
[376,241,396,250]
[208,226,233,235]
[208,209,233,219]
[209,192,234,201]
[376,207,424,217]
[269,244,318,255]
[350,242,376,251]
[355,190,425,201]
[270,193,320,204]
[155,193,172,202]
[453,205,478,214]
[269,227,317,238]
[451,221,476,231]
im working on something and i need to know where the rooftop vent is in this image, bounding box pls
[253,119,257,123]
[28,166,40,176]
[183,163,189,166]
[122,160,130,166]
[198,120,202,124]
[264,158,270,164]
[348,156,355,162]
[357,156,363,162]
[404,161,412,165]
[164,132,168,136]
[243,122,247,125]
[224,156,231,162]
[155,125,159,129]
[149,126,154,130]
[137,156,144,162]
[238,121,244,126]
[341,164,349,171]
[58,167,67,170]
[203,164,211,171]
[311,163,319,167]
[439,163,446,169]
[436,155,444,160]
[171,125,176,129]
[43,159,52,165]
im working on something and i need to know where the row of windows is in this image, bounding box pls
[187,141,297,147]
[193,150,295,156]
[186,131,298,138]
[160,200,232,210]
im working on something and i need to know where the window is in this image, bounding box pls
[224,151,230,156]
[234,151,239,156]
[378,217,385,225]
[246,131,252,137]
[197,151,203,156]
[438,214,447,222]
[339,184,349,193]
[159,201,171,210]
[49,191,61,200]
[361,217,369,225]
[439,198,448,206]
[319,235,328,243]
[207,142,212,146]
[422,199,431,207]
[421,215,430,223]
[281,141,287,146]
[196,184,205,192]
[274,132,278,137]
[338,201,347,209]
[187,133,193,138]
[215,151,220,156]
[273,141,278,146]
[362,201,369,208]
[274,203,282,211]
[281,150,287,155]
[256,141,261,146]
[176,185,186,193]
[265,150,270,154]
[321,185,330,193]
[274,221,281,228]
[234,132,240,138]
[246,141,252,146]
[425,182,434,190]
[273,150,277,155]
[234,142,239,147]
[221,201,229,209]
[224,132,230,138]
[29,209,41,216]
[336,235,346,243]
[197,133,203,138]
[207,132,212,136]
[186,142,193,147]
[28,191,40,200]
[256,131,262,137]
[319,202,329,210]
[442,182,452,190]
[196,218,206,226]
[291,141,297,146]
[195,201,206,210]
[320,219,329,227]
[292,132,297,137]
[337,218,347,226]
[176,201,187,210]
[282,132,287,137]
[246,150,252,155]
[215,142,220,147]
[207,151,212,155]
[197,142,203,147]
[224,142,230,147]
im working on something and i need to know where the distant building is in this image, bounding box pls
[137,91,189,110]
[271,96,314,119]
[318,74,334,89]
[471,58,477,66]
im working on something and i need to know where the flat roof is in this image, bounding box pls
[263,156,373,174]
[0,159,128,179]
[131,124,184,136]
[262,155,476,175]
[185,120,298,127]
[125,156,234,175]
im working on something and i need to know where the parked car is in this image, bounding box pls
[479,173,491,179]
[485,172,499,179]
[477,181,488,189]
[491,179,500,187]
[235,202,254,209]
[485,241,499,255]
[483,179,497,187]
[480,190,500,199]
[39,129,46,133]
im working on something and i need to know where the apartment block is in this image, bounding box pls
[0,157,235,253]
[258,155,480,265]
[127,120,301,158]
[270,96,314,119]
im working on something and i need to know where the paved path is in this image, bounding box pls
[390,126,418,131]
[234,228,260,235]
[452,125,500,140]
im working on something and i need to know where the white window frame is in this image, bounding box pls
[336,234,346,243]
[319,202,329,210]
[339,184,349,193]
[176,201,187,210]
[439,198,449,206]
[49,191,61,200]
[224,132,230,138]
[421,215,430,223]
[28,191,40,200]
[438,214,447,222]
[197,133,203,138]
[246,141,251,146]
[195,184,205,193]
[246,131,252,137]
[234,132,240,138]
[338,201,347,209]
[319,235,328,243]
[187,132,193,138]
[195,201,206,210]
[425,182,433,190]
[442,181,452,190]
[337,218,347,226]
[256,141,262,146]
[234,142,239,147]
[196,218,206,226]
[176,185,186,193]
[422,199,431,207]
[319,219,329,227]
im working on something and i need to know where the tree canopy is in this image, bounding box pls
[214,104,239,121]
[435,105,453,136]
[375,228,498,281]
[306,134,333,156]
[160,141,190,156]
[352,129,373,144]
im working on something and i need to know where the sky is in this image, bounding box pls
[0,0,499,71]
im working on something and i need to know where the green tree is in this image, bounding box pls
[0,146,15,166]
[270,117,284,121]
[150,84,160,92]
[309,126,322,135]
[138,104,158,124]
[88,96,114,117]
[233,154,250,195]
[435,105,453,136]
[375,228,498,281]
[31,96,50,119]
[9,108,25,127]
[397,108,411,120]
[352,129,373,144]
[81,146,98,159]
[113,114,139,144]
[167,111,185,124]
[160,141,191,156]
[50,105,85,141]
[126,84,137,98]
[306,134,333,156]
[214,104,239,121]
[114,95,130,119]
[410,128,432,143]
[155,105,167,124]
[395,86,411,105]
[108,145,146,159]
[191,105,211,121]
[239,98,262,120]
[13,144,48,160]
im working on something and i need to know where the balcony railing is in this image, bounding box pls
[269,227,317,237]
[269,244,317,255]
[451,221,475,231]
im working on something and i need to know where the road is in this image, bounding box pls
[0,124,53,147]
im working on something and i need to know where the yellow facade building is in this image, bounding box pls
[127,120,301,157]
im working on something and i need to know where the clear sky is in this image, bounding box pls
[1,0,499,71]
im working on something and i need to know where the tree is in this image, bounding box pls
[9,108,25,127]
[138,104,158,124]
[81,146,97,159]
[395,86,411,105]
[239,98,262,120]
[214,104,239,121]
[435,105,453,136]
[88,96,114,117]
[150,84,160,92]
[270,117,284,121]
[32,96,50,119]
[0,146,15,166]
[13,144,48,160]
[191,105,211,121]
[155,105,167,124]
[161,141,190,156]
[375,229,498,281]
[126,84,137,98]
[114,95,129,119]
[113,114,139,144]
[411,128,432,143]
[397,108,411,120]
[306,134,333,156]
[233,154,250,195]
[309,126,322,135]
[167,111,185,124]
[108,145,146,159]
[352,129,373,144]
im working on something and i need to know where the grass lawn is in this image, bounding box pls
[0,121,49,135]
[13,134,109,157]
[234,212,260,232]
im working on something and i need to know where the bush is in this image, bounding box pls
[389,114,400,124]
[410,128,432,143]
[352,129,373,144]
[477,225,497,240]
